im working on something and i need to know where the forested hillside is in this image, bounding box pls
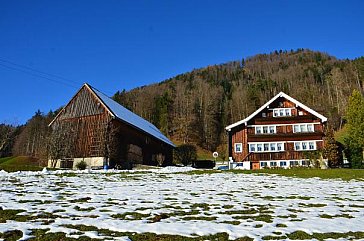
[113,49,364,152]
[0,49,363,162]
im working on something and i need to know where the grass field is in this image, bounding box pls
[0,156,42,172]
[0,167,363,240]
[180,168,364,181]
[235,168,364,181]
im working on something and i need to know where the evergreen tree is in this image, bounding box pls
[344,89,364,168]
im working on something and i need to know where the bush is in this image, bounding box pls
[75,160,87,170]
[174,144,197,166]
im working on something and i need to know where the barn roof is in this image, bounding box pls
[225,91,327,131]
[88,84,175,147]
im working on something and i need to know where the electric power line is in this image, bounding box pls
[0,57,81,86]
[0,62,79,89]
[0,57,116,96]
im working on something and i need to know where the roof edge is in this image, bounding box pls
[225,91,327,130]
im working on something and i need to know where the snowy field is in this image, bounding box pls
[1,167,364,240]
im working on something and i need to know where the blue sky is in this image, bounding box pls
[0,0,363,124]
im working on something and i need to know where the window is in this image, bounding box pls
[264,143,269,151]
[273,108,292,117]
[285,109,290,116]
[279,109,284,116]
[257,144,263,152]
[271,162,277,167]
[280,161,287,167]
[235,143,242,153]
[262,113,267,117]
[300,124,307,132]
[277,143,283,151]
[269,126,275,134]
[294,141,317,151]
[255,125,276,134]
[270,143,276,151]
[302,142,308,150]
[309,142,315,150]
[301,160,310,166]
[249,144,256,152]
[293,125,300,133]
[255,126,262,134]
[248,142,284,152]
[293,124,315,133]
[290,161,299,166]
[261,162,267,167]
[295,142,301,150]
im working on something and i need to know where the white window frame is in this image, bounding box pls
[257,144,263,152]
[255,126,262,134]
[307,124,314,132]
[249,144,256,152]
[294,141,317,151]
[273,108,292,117]
[235,143,243,153]
[293,123,315,133]
[248,142,285,153]
[264,143,269,151]
[270,143,276,151]
[277,143,283,151]
[290,160,299,166]
[269,126,276,134]
[255,125,276,134]
[309,141,315,150]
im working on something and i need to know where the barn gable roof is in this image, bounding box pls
[50,83,175,147]
[225,92,327,131]
[89,84,175,147]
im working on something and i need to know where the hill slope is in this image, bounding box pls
[113,49,364,152]
[1,49,363,162]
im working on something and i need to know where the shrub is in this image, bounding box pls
[75,160,87,170]
[174,144,197,166]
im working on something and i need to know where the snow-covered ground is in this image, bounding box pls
[0,167,363,240]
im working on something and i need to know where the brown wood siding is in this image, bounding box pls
[50,85,173,166]
[231,126,248,162]
[111,120,173,165]
[248,151,312,161]
[248,133,324,142]
[51,86,112,158]
[59,86,107,120]
[229,96,326,163]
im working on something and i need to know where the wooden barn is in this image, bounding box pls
[48,83,175,169]
[225,92,327,169]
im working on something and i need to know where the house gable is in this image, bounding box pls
[225,92,327,169]
[49,84,114,126]
[226,92,327,130]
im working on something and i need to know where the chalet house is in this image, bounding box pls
[48,83,175,169]
[225,92,327,169]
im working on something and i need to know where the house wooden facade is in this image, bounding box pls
[48,83,175,169]
[225,92,327,169]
